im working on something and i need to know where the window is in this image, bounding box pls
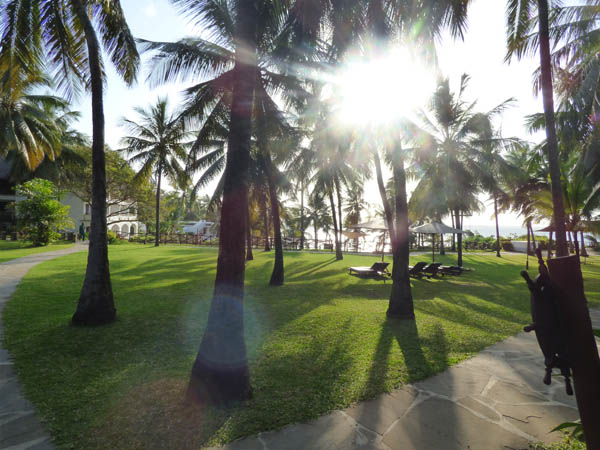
[85,204,91,215]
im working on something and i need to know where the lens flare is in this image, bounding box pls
[334,47,435,126]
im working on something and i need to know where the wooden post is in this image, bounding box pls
[547,255,600,449]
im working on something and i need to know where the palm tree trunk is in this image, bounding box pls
[328,187,342,260]
[187,0,257,405]
[262,190,271,251]
[573,228,580,258]
[455,209,463,267]
[580,231,587,257]
[246,203,253,261]
[299,180,304,250]
[440,234,445,255]
[451,214,456,251]
[335,177,343,253]
[373,150,395,239]
[387,145,414,319]
[494,194,501,257]
[568,231,573,254]
[71,0,115,326]
[314,222,318,250]
[527,222,531,270]
[530,223,537,251]
[538,0,568,257]
[548,230,553,258]
[154,163,162,247]
[266,153,284,285]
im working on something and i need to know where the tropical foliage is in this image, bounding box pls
[16,178,72,246]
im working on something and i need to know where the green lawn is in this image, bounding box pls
[3,246,600,449]
[0,240,74,263]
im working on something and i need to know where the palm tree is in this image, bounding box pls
[407,76,491,267]
[143,2,303,287]
[161,0,291,404]
[506,0,571,256]
[468,111,520,257]
[306,191,332,250]
[120,98,188,247]
[0,68,66,170]
[1,0,139,325]
[285,0,475,319]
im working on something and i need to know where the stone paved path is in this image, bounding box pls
[208,309,600,450]
[0,244,86,450]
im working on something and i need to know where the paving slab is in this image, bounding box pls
[343,388,417,435]
[0,244,86,450]
[382,397,530,450]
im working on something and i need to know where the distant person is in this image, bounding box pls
[79,222,86,241]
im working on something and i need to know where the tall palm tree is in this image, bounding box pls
[143,2,303,287]
[506,0,571,256]
[163,0,291,405]
[120,98,189,247]
[468,111,520,257]
[306,191,332,250]
[407,76,490,267]
[1,0,139,325]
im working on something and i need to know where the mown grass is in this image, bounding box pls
[3,246,600,449]
[0,240,73,263]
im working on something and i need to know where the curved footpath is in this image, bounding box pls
[0,243,86,450]
[0,246,599,450]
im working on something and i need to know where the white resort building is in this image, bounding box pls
[62,193,145,238]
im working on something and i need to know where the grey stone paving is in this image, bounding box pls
[208,311,600,450]
[0,244,86,450]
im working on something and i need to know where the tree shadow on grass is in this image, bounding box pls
[364,318,448,398]
[90,318,358,449]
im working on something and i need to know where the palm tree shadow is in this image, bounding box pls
[360,318,450,446]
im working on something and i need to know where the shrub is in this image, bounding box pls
[16,179,73,246]
[107,230,118,244]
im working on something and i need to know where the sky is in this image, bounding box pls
[69,0,548,231]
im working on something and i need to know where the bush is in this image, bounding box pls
[16,179,73,246]
[107,230,118,244]
[463,233,497,251]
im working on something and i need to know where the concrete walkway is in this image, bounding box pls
[0,244,598,450]
[208,310,600,450]
[0,244,86,450]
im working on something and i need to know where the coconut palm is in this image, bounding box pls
[0,69,66,170]
[407,76,492,267]
[157,0,297,405]
[506,0,572,256]
[285,0,475,319]
[306,191,333,250]
[120,98,189,247]
[468,111,520,257]
[1,0,140,325]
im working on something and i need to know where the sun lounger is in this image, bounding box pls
[408,262,429,278]
[348,262,391,280]
[440,265,471,276]
[422,263,443,278]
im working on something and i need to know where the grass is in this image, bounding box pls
[3,246,600,449]
[0,240,74,263]
[530,437,586,450]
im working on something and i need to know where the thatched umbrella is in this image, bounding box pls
[410,221,464,262]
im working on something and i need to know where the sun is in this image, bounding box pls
[334,47,435,126]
